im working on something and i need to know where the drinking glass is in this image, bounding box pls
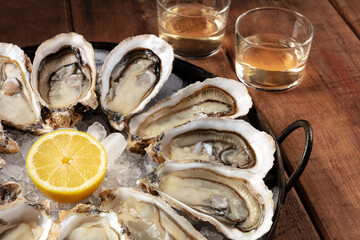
[235,7,314,91]
[157,0,231,58]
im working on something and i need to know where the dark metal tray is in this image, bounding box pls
[23,42,313,240]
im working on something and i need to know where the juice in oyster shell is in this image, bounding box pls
[158,3,226,57]
[236,35,308,90]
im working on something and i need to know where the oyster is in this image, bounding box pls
[0,120,19,155]
[0,198,54,240]
[0,43,49,134]
[99,34,174,131]
[0,181,21,205]
[55,204,129,240]
[100,187,206,240]
[147,118,275,178]
[138,162,274,240]
[128,77,253,153]
[31,32,98,129]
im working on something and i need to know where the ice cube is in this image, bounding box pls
[25,190,40,202]
[20,136,40,161]
[156,73,184,100]
[1,163,23,181]
[142,155,158,175]
[87,121,107,142]
[83,189,101,206]
[193,142,203,153]
[50,202,60,220]
[101,133,127,165]
[202,143,213,156]
[95,49,110,72]
[114,154,143,188]
[144,73,185,111]
[200,226,224,240]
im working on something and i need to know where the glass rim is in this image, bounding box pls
[235,7,314,49]
[157,0,231,18]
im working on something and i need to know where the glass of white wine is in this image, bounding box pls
[157,0,231,58]
[235,7,314,91]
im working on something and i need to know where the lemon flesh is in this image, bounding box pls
[26,130,107,203]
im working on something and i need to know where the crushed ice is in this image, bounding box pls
[0,120,158,219]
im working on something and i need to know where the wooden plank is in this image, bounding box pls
[71,1,320,239]
[274,188,320,240]
[329,0,360,38]
[69,0,158,43]
[224,0,360,239]
[0,0,71,47]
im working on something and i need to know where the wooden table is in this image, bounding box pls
[1,0,359,239]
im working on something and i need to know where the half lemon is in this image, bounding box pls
[26,129,107,203]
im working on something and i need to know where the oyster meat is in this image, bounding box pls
[0,198,54,240]
[56,204,128,240]
[31,32,98,129]
[147,118,276,178]
[99,34,174,131]
[0,43,49,134]
[100,187,206,240]
[128,77,253,153]
[138,162,274,240]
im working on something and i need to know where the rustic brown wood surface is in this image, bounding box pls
[0,1,71,46]
[224,1,360,240]
[330,0,360,38]
[1,0,359,239]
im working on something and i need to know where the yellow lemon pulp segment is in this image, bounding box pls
[26,129,107,203]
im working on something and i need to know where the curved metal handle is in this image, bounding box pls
[277,120,313,194]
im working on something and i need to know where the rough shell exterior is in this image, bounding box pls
[127,77,253,153]
[146,118,276,178]
[30,32,98,129]
[99,34,174,131]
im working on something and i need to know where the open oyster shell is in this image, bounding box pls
[138,161,274,240]
[146,118,276,178]
[100,187,206,240]
[0,198,54,240]
[0,43,50,134]
[99,34,174,131]
[55,204,130,240]
[31,32,98,129]
[0,120,19,156]
[128,77,253,153]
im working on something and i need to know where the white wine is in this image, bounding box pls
[236,35,308,91]
[158,3,226,57]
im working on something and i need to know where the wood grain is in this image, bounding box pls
[71,1,321,239]
[69,0,158,43]
[330,0,360,38]
[274,188,320,240]
[0,0,71,47]
[225,0,360,239]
